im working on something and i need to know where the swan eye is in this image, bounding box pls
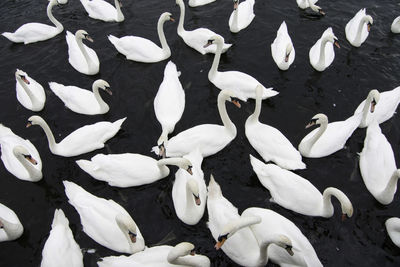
[128,231,137,243]
[190,249,196,256]
[285,245,294,256]
[186,166,193,175]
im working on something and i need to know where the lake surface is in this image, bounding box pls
[0,0,400,266]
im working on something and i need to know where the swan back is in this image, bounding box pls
[391,16,400,33]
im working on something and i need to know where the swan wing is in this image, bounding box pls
[180,28,230,54]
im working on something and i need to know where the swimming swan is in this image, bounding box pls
[40,209,83,267]
[66,30,100,75]
[0,203,23,242]
[296,0,325,15]
[229,0,255,33]
[63,181,145,254]
[386,217,400,248]
[188,0,216,7]
[250,155,354,218]
[15,69,45,112]
[391,16,400,33]
[26,115,126,157]
[345,8,373,47]
[271,21,295,71]
[2,0,64,44]
[80,0,124,22]
[309,27,340,72]
[245,85,305,170]
[108,12,174,63]
[49,79,112,115]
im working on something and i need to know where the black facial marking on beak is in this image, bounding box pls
[305,118,318,129]
[203,39,214,48]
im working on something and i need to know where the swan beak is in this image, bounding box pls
[285,53,290,63]
[170,17,175,22]
[285,246,294,256]
[367,23,372,32]
[190,249,196,256]
[215,238,226,250]
[86,35,94,42]
[233,2,238,10]
[319,9,326,15]
[26,122,32,128]
[129,232,137,243]
[24,155,37,165]
[334,41,340,49]
[194,195,201,206]
[232,99,241,108]
[0,220,4,228]
[118,0,122,7]
[187,166,193,175]
[21,76,30,85]
[105,87,112,95]
[370,100,376,113]
[305,121,315,129]
[203,40,213,48]
[158,143,166,158]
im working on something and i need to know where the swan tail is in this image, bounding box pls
[113,117,127,129]
[207,174,222,198]
[249,154,265,171]
[48,82,65,97]
[108,35,120,47]
[76,159,100,173]
[151,145,161,156]
[63,180,87,203]
[2,32,19,43]
[0,124,13,138]
[51,209,69,228]
[282,159,306,170]
[261,87,279,99]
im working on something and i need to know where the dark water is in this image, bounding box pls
[0,0,400,266]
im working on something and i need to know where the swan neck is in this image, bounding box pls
[0,217,23,240]
[232,7,239,31]
[303,121,327,154]
[14,150,41,181]
[185,181,196,214]
[321,188,341,217]
[378,171,400,203]
[249,89,262,123]
[157,128,169,146]
[361,94,373,126]
[317,37,329,66]
[177,0,186,33]
[157,17,170,55]
[209,41,223,80]
[114,0,124,21]
[218,95,235,135]
[76,35,93,69]
[169,254,202,267]
[92,84,108,112]
[355,16,368,43]
[16,76,39,107]
[35,119,58,153]
[47,1,63,32]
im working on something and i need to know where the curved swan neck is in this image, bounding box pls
[47,1,63,32]
[157,17,170,55]
[232,4,239,31]
[0,217,23,240]
[185,180,197,213]
[249,87,262,123]
[157,128,169,146]
[92,84,108,112]
[217,94,236,135]
[114,0,124,22]
[16,76,40,107]
[177,0,186,33]
[209,40,223,80]
[322,187,350,217]
[34,119,57,153]
[355,16,369,44]
[378,170,400,204]
[303,121,327,153]
[13,150,41,181]
[361,94,373,127]
[75,35,94,69]
[317,37,330,67]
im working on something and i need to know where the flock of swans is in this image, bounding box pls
[1,0,400,266]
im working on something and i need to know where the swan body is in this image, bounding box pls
[206,35,278,101]
[172,149,206,225]
[0,203,23,242]
[250,155,354,218]
[151,90,240,158]
[154,61,185,149]
[245,85,305,170]
[76,153,193,187]
[176,0,231,55]
[345,8,373,47]
[0,124,42,182]
[229,0,255,33]
[108,12,174,63]
[391,16,400,33]
[298,113,362,158]
[309,27,340,72]
[40,209,83,267]
[98,242,210,267]
[27,115,126,157]
[271,21,295,71]
[188,0,216,7]
[80,0,124,22]
[242,207,322,267]
[296,0,325,15]
[2,0,63,44]
[63,181,145,254]
[386,217,400,248]
[49,79,112,115]
[359,120,400,205]
[15,69,45,112]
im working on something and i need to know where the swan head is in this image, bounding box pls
[179,158,193,175]
[115,214,138,243]
[233,0,239,10]
[187,178,201,205]
[203,35,224,48]
[365,15,374,32]
[160,12,175,23]
[323,29,340,48]
[367,89,380,113]
[13,146,38,165]
[305,113,328,129]
[272,235,294,256]
[285,43,293,62]
[167,242,196,263]
[15,69,30,85]
[75,30,93,42]
[219,90,241,108]
[26,115,46,128]
[93,79,112,95]
[311,4,325,15]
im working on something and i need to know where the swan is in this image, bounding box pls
[80,0,124,22]
[172,149,206,225]
[151,89,240,158]
[271,21,295,71]
[296,0,325,15]
[242,207,322,267]
[229,0,255,33]
[0,203,23,242]
[108,12,174,63]
[298,113,362,158]
[188,0,216,7]
[66,30,99,75]
[345,8,373,47]
[63,181,145,254]
[26,115,126,157]
[309,27,340,72]
[245,85,305,170]
[40,209,83,267]
[176,0,231,55]
[154,61,185,155]
[98,242,210,267]
[205,35,278,101]
[250,154,354,218]
[49,79,112,115]
[15,69,45,112]
[76,153,193,187]
[386,217,400,248]
[2,0,64,44]
[391,16,400,33]
[0,124,42,182]
[207,175,294,267]
[354,88,400,128]
[359,120,400,205]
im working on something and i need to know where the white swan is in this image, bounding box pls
[176,0,231,55]
[391,16,400,33]
[359,120,400,205]
[172,149,206,225]
[298,113,362,158]
[296,0,325,15]
[80,0,124,22]
[26,115,126,157]
[40,209,83,267]
[154,61,185,154]
[76,153,193,187]
[151,89,240,158]
[205,35,278,101]
[49,79,112,115]
[188,0,216,7]
[345,8,373,47]
[15,69,45,112]
[354,88,400,128]
[108,12,174,63]
[0,203,23,242]
[271,21,295,71]
[309,27,340,72]
[229,0,255,33]
[250,155,354,218]
[2,0,64,44]
[98,242,210,267]
[386,217,400,248]
[242,207,322,267]
[0,124,42,182]
[207,175,294,267]
[63,181,145,254]
[66,30,99,75]
[245,85,305,170]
